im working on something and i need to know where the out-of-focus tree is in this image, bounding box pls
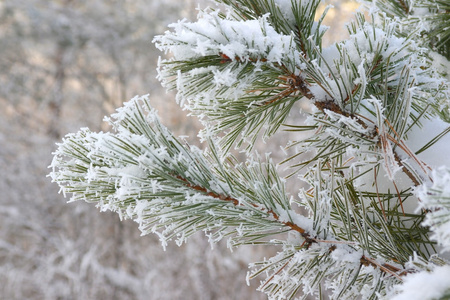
[0,0,183,135]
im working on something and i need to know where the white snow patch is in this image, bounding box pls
[391,265,450,300]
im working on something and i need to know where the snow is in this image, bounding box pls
[412,7,431,17]
[154,11,296,65]
[154,9,300,106]
[416,166,450,252]
[341,22,409,68]
[429,50,450,79]
[309,84,332,102]
[407,117,450,169]
[329,245,362,265]
[273,0,298,24]
[391,265,450,300]
[275,203,314,234]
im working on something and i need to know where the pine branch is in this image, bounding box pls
[49,95,419,289]
[51,95,347,251]
[175,172,308,235]
[366,0,450,59]
[49,1,450,299]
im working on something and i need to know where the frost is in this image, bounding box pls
[212,68,237,87]
[416,166,450,252]
[154,10,297,65]
[368,97,402,180]
[324,109,373,135]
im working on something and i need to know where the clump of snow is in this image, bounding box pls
[429,51,450,78]
[154,9,297,64]
[329,245,362,265]
[315,14,429,108]
[390,265,450,300]
[153,9,300,105]
[275,203,314,234]
[308,84,333,102]
[341,20,409,68]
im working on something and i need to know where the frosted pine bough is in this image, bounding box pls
[49,1,450,299]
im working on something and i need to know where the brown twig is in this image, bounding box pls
[398,0,410,14]
[219,53,268,64]
[174,174,309,235]
[360,256,409,280]
[291,69,427,192]
[174,173,411,278]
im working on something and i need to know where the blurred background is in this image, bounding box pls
[0,0,357,299]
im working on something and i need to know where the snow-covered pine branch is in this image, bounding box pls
[49,94,409,299]
[50,0,450,299]
[49,95,315,249]
[366,0,450,63]
[153,1,328,151]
